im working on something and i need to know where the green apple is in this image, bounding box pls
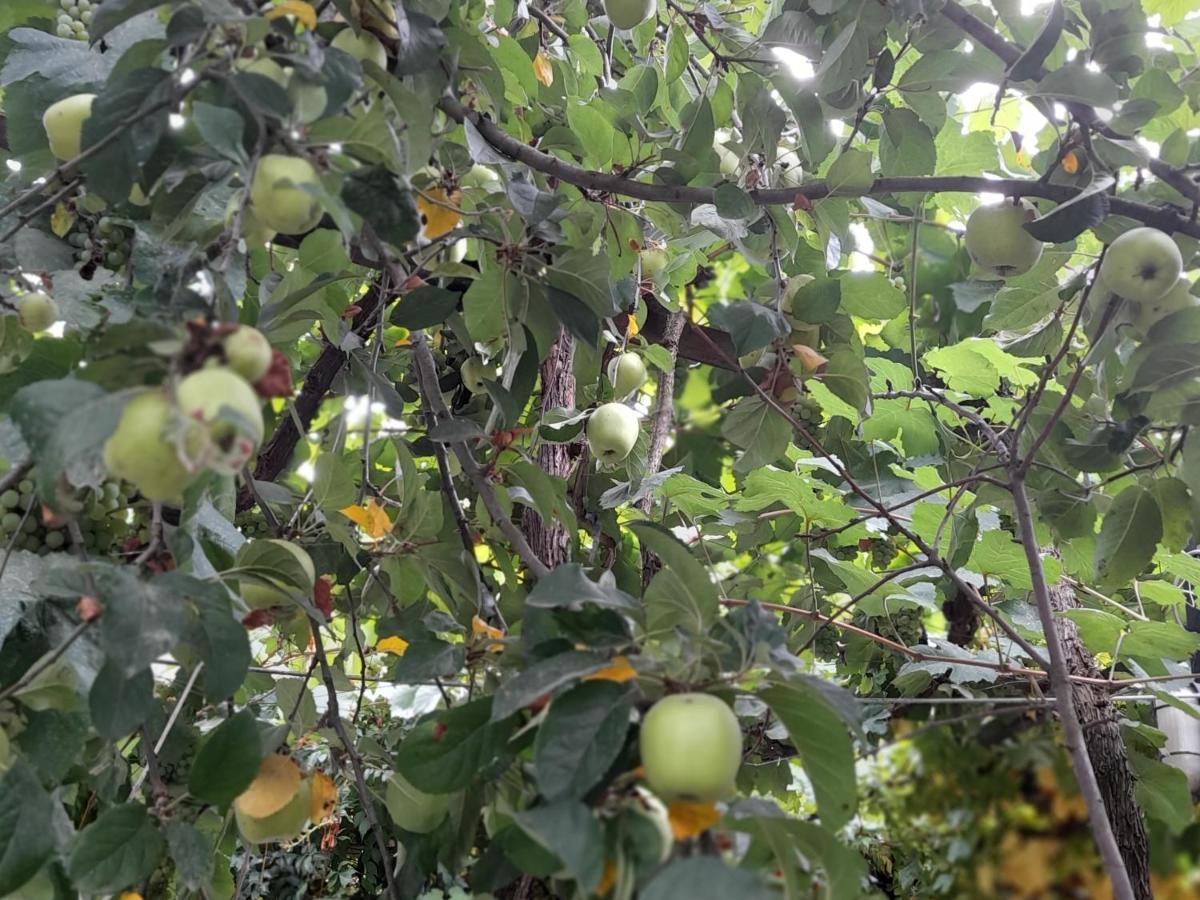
[460,164,500,189]
[1098,226,1183,304]
[331,27,388,70]
[249,154,324,235]
[385,771,450,834]
[639,693,742,802]
[461,356,498,394]
[587,402,639,465]
[963,199,1043,278]
[1129,277,1198,338]
[237,54,289,87]
[103,390,196,503]
[241,539,315,610]
[288,76,328,124]
[223,325,274,383]
[225,193,277,247]
[641,248,668,280]
[608,353,647,399]
[236,776,312,844]
[42,93,95,160]
[776,162,804,189]
[16,292,58,332]
[176,367,264,474]
[604,0,656,29]
[715,143,739,177]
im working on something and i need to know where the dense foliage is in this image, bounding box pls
[1,0,1200,898]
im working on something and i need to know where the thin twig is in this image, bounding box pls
[309,619,400,900]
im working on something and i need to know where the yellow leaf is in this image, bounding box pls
[234,754,303,819]
[626,316,639,338]
[667,801,720,840]
[308,770,338,822]
[50,203,75,238]
[793,344,828,374]
[265,0,317,29]
[596,859,617,897]
[1062,150,1079,174]
[377,635,409,656]
[533,51,554,87]
[584,655,638,683]
[119,894,145,900]
[417,188,462,240]
[340,498,392,539]
[472,615,505,652]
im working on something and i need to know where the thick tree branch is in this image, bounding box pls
[237,285,384,511]
[410,332,551,580]
[438,96,1200,239]
[1010,477,1136,900]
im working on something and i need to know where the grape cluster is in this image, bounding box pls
[55,0,94,39]
[0,478,67,555]
[67,217,131,271]
[794,394,822,425]
[810,624,842,660]
[1,472,150,557]
[866,608,926,646]
[80,481,146,555]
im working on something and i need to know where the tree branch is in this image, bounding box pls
[309,620,400,900]
[409,332,551,580]
[1010,476,1136,900]
[437,96,1200,240]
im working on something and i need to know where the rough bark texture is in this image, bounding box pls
[639,309,687,587]
[1049,577,1152,900]
[523,327,575,568]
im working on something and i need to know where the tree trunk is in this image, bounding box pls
[1049,577,1152,900]
[523,328,575,568]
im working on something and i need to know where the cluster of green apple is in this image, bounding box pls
[585,353,648,466]
[102,326,273,503]
[54,0,92,39]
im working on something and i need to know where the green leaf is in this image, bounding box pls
[88,662,154,740]
[1132,754,1193,834]
[492,651,607,721]
[534,681,631,801]
[1094,486,1162,588]
[824,149,874,194]
[67,803,164,894]
[631,521,720,635]
[164,822,214,893]
[397,697,515,793]
[89,0,164,40]
[187,709,263,806]
[0,762,56,896]
[708,302,789,356]
[664,26,689,83]
[760,680,858,829]
[1035,66,1119,108]
[516,801,605,893]
[525,564,638,611]
[721,397,791,470]
[341,167,420,247]
[839,272,906,320]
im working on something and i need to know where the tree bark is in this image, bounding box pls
[523,327,575,568]
[640,310,687,587]
[1047,575,1153,900]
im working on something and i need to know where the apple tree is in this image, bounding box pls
[2,0,1200,897]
